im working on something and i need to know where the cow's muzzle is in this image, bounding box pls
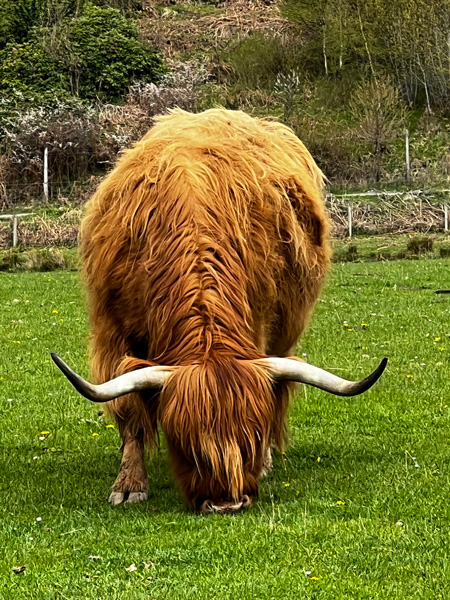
[199,495,252,514]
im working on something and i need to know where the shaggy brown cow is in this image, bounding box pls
[53,108,386,513]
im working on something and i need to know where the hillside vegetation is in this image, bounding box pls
[1,0,450,208]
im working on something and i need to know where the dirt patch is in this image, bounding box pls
[140,0,296,58]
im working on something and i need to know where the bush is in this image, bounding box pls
[0,0,143,47]
[0,40,68,98]
[291,111,362,184]
[64,3,165,99]
[224,33,302,90]
[439,246,450,258]
[92,0,143,11]
[349,76,406,182]
[0,3,164,103]
[0,101,100,205]
[406,236,434,255]
[0,247,78,271]
[0,0,40,48]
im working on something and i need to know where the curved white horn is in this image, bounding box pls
[258,357,387,396]
[51,353,173,402]
[52,353,387,402]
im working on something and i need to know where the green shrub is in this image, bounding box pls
[224,33,302,90]
[406,236,434,255]
[439,246,450,258]
[0,3,164,103]
[59,3,165,99]
[0,0,40,48]
[0,0,143,47]
[0,247,78,272]
[0,40,68,97]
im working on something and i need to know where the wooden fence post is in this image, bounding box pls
[347,203,353,238]
[0,213,33,248]
[444,204,448,232]
[405,128,410,183]
[43,145,49,200]
[12,216,18,247]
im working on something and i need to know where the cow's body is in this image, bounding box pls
[80,108,331,510]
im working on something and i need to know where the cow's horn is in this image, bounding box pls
[51,353,172,402]
[258,357,387,396]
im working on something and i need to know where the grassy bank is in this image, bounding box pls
[1,233,450,272]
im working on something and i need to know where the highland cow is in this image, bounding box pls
[53,109,386,513]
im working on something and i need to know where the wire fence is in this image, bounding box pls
[1,187,450,248]
[327,190,450,238]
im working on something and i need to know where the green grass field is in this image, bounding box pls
[1,259,449,598]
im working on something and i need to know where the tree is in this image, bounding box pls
[349,76,406,181]
[0,0,40,48]
[282,0,450,109]
[281,0,368,76]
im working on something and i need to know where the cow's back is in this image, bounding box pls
[81,109,330,365]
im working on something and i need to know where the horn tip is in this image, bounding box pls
[357,356,388,396]
[51,352,69,374]
[379,357,388,372]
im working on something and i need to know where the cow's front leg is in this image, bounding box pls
[88,323,156,505]
[109,427,149,506]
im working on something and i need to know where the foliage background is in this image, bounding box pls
[0,0,449,204]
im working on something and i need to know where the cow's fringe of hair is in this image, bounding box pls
[158,357,277,505]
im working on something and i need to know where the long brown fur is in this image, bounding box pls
[81,108,330,509]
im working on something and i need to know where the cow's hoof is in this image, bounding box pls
[109,490,148,506]
[126,491,148,504]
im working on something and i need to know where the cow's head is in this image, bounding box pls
[51,353,387,512]
[157,360,276,513]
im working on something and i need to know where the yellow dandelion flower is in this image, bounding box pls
[317,456,321,462]
[361,323,368,328]
[310,576,320,581]
[347,328,353,332]
[106,424,115,429]
[40,431,50,435]
[406,374,413,379]
[13,340,21,344]
[52,310,58,314]
[343,323,349,327]
[435,337,441,342]
[92,432,99,437]
[337,500,345,505]
[284,482,290,487]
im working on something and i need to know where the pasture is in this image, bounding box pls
[1,258,449,598]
